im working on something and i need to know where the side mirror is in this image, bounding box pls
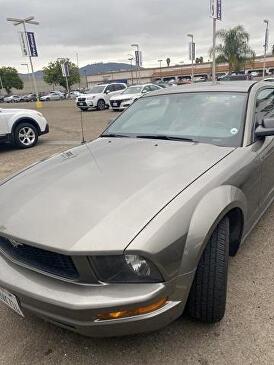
[255,118,274,137]
[142,89,148,94]
[105,90,110,94]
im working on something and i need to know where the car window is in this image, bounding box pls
[255,88,274,124]
[149,85,160,91]
[106,84,115,93]
[143,86,151,92]
[115,84,126,90]
[104,92,248,147]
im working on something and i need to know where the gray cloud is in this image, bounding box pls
[0,0,273,72]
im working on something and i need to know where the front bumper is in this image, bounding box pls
[0,254,193,337]
[76,100,94,108]
[40,123,49,135]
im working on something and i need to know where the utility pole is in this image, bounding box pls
[263,19,269,78]
[212,19,217,83]
[0,75,4,95]
[210,0,222,83]
[131,44,140,83]
[7,16,41,107]
[128,56,134,85]
[187,34,194,82]
[158,59,163,80]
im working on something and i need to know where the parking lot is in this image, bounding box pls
[0,100,273,365]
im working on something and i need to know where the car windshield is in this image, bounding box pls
[103,92,247,147]
[122,86,143,94]
[88,86,105,94]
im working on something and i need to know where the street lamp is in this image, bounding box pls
[7,16,40,106]
[131,44,140,83]
[263,19,269,78]
[187,34,194,82]
[158,59,163,80]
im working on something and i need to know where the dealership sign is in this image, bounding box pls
[26,32,38,57]
[135,51,143,67]
[18,31,38,57]
[210,0,222,20]
[18,31,28,57]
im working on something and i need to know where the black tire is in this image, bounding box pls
[14,122,38,149]
[186,216,229,323]
[97,99,106,111]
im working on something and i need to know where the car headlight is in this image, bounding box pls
[91,255,163,283]
[87,96,96,100]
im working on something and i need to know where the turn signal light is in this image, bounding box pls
[96,297,168,321]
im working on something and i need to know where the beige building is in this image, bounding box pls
[87,56,274,87]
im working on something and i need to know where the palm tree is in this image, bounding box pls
[210,25,255,73]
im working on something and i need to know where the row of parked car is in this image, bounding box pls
[76,83,165,112]
[0,90,82,103]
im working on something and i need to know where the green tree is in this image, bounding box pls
[210,25,255,73]
[43,59,80,91]
[0,67,23,94]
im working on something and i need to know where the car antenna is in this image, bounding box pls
[80,110,86,144]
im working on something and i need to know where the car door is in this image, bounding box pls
[104,84,116,104]
[254,87,274,207]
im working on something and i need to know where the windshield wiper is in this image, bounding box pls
[101,133,131,138]
[135,134,195,142]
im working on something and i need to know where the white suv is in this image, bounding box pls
[0,107,49,149]
[76,83,127,111]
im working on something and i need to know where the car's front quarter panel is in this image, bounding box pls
[126,145,260,284]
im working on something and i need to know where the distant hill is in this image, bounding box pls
[19,62,137,79]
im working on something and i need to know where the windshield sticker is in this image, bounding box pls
[230,128,238,135]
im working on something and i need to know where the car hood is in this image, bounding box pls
[78,93,99,99]
[0,108,37,114]
[110,93,141,101]
[0,139,234,254]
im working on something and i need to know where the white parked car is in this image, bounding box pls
[0,107,49,148]
[40,91,65,101]
[76,83,127,111]
[109,84,161,111]
[3,95,22,103]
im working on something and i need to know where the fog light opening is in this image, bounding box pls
[96,297,168,321]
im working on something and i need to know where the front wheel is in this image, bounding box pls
[97,99,106,111]
[186,216,229,323]
[14,123,38,149]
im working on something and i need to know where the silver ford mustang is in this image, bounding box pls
[0,81,273,337]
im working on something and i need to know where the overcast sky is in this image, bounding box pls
[0,0,273,73]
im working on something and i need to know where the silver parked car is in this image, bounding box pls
[0,81,273,337]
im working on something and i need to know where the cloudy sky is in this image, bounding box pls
[0,0,273,73]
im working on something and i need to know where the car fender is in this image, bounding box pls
[180,185,247,274]
[8,113,41,134]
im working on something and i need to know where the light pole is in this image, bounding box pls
[158,60,163,80]
[7,16,40,107]
[187,34,194,82]
[21,63,32,92]
[128,55,134,85]
[263,19,269,78]
[131,44,140,83]
[0,75,4,95]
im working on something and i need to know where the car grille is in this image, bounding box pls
[0,236,79,280]
[78,97,86,102]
